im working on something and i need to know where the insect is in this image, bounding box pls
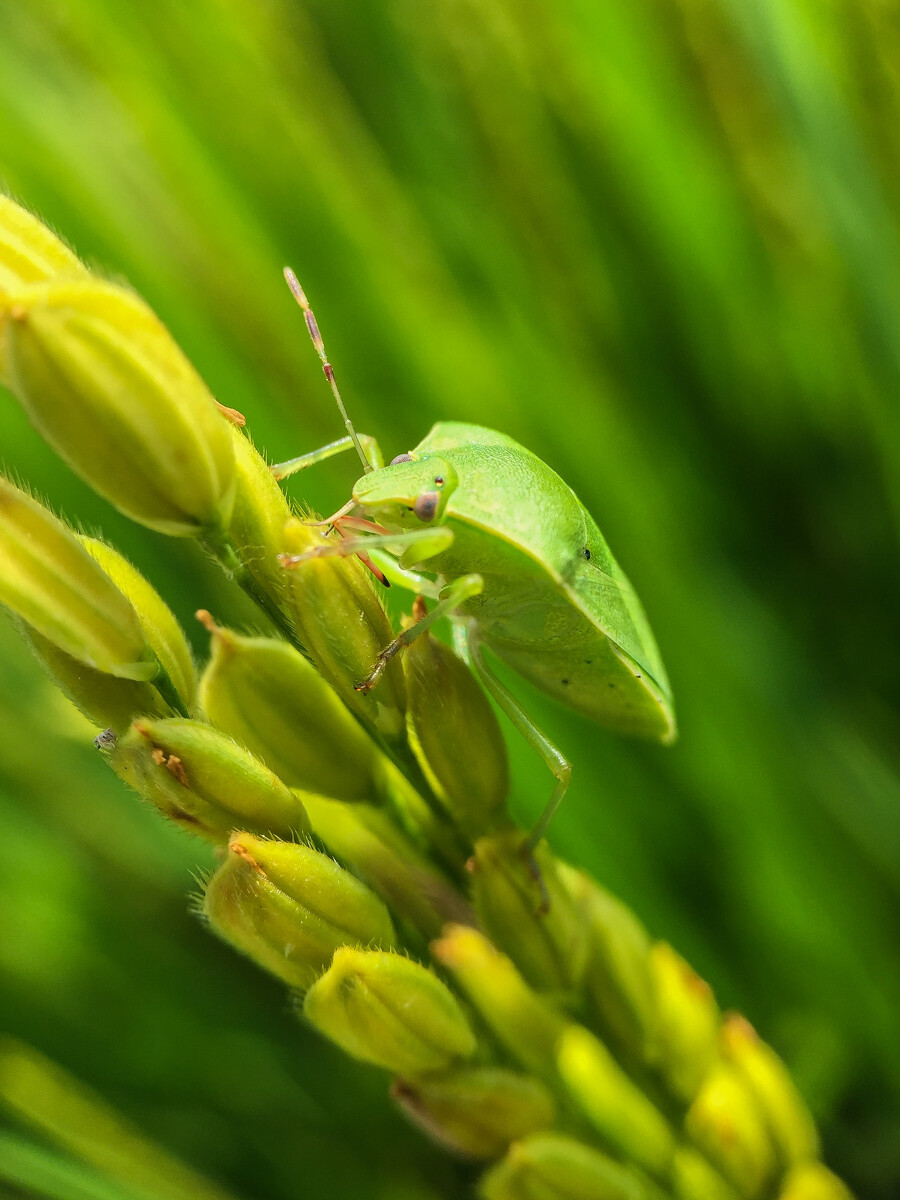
[275,269,675,849]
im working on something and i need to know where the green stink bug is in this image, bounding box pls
[275,269,675,847]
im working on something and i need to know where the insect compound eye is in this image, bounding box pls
[413,491,440,522]
[390,453,414,465]
[583,547,591,560]
[434,475,444,486]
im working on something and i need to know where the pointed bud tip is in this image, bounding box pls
[722,1012,759,1042]
[431,923,480,967]
[195,608,237,653]
[215,401,246,426]
[228,836,266,874]
[195,608,218,633]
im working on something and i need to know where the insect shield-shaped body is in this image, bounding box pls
[352,423,675,745]
[276,268,674,845]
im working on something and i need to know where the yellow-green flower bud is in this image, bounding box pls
[300,793,469,938]
[720,1014,820,1167]
[671,1148,742,1200]
[109,717,309,842]
[0,198,89,383]
[480,1133,668,1200]
[0,197,88,295]
[469,833,588,994]
[0,477,154,680]
[392,1067,555,1160]
[432,925,565,1081]
[21,625,172,732]
[557,1025,675,1180]
[2,279,235,536]
[204,833,396,991]
[777,1163,855,1200]
[684,1063,778,1199]
[558,863,657,1065]
[303,947,476,1075]
[404,623,507,835]
[81,538,195,710]
[198,620,377,800]
[281,518,406,743]
[226,427,295,613]
[651,942,719,1104]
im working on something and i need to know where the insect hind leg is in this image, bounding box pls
[466,628,572,856]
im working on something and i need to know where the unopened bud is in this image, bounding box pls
[558,863,657,1064]
[671,1147,742,1200]
[651,942,719,1104]
[0,197,87,290]
[432,925,565,1081]
[281,518,406,743]
[300,793,469,937]
[198,621,376,800]
[480,1133,667,1200]
[469,832,588,994]
[303,947,477,1075]
[777,1163,855,1200]
[720,1014,820,1166]
[2,279,235,536]
[684,1063,778,1199]
[109,717,309,841]
[0,198,87,384]
[557,1025,675,1179]
[404,622,507,835]
[21,626,171,732]
[0,478,154,679]
[81,538,195,710]
[204,833,395,991]
[392,1067,555,1160]
[0,200,89,382]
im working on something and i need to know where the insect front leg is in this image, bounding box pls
[356,573,484,694]
[270,433,384,481]
[279,525,454,569]
[466,628,572,856]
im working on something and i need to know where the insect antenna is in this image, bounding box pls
[283,266,373,473]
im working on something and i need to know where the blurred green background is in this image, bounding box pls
[1,0,898,1196]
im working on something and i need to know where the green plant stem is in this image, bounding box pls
[149,659,190,719]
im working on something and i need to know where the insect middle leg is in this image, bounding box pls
[466,628,572,854]
[356,573,484,693]
[366,548,443,598]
